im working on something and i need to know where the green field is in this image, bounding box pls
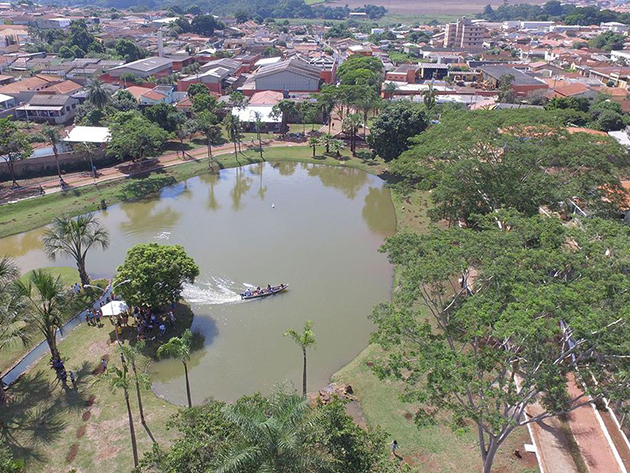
[1,302,194,472]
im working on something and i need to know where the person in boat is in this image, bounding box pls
[267,284,272,292]
[256,287,261,294]
[244,289,252,297]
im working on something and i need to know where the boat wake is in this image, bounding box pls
[182,277,244,305]
[154,231,171,240]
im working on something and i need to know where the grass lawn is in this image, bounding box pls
[1,268,109,376]
[19,266,80,288]
[333,345,537,472]
[0,302,195,472]
[331,187,540,472]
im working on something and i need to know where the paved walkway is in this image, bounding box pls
[26,140,304,198]
[566,374,626,473]
[528,401,580,473]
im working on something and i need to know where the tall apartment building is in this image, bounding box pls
[444,17,486,48]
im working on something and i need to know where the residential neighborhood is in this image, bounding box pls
[4,1,630,472]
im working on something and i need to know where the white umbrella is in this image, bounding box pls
[100,300,129,317]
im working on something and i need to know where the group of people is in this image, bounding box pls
[50,357,76,388]
[243,283,286,298]
[132,305,176,341]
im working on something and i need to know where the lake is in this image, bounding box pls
[0,162,397,403]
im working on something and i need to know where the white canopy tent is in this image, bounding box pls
[62,126,111,144]
[100,300,129,317]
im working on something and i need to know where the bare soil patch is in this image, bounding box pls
[325,0,546,15]
[66,443,79,464]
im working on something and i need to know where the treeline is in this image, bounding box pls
[27,19,147,61]
[480,0,630,25]
[164,0,387,20]
[367,106,630,473]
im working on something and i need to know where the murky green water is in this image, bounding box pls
[0,162,396,403]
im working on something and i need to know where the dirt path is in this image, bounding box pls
[566,374,626,473]
[20,140,303,198]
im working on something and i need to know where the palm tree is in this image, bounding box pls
[120,342,151,426]
[271,100,298,138]
[356,92,381,139]
[342,113,363,157]
[173,113,192,158]
[308,136,319,158]
[157,329,193,407]
[223,113,241,159]
[13,270,66,361]
[330,139,344,159]
[318,133,334,154]
[86,79,110,110]
[216,389,334,473]
[0,257,27,406]
[194,110,221,159]
[253,111,264,160]
[422,84,437,109]
[74,141,96,178]
[42,214,110,287]
[284,320,316,396]
[384,81,398,101]
[317,90,336,135]
[42,125,63,178]
[100,365,139,468]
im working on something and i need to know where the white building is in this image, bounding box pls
[36,18,72,29]
[611,50,630,63]
[601,22,628,34]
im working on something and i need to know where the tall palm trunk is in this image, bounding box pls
[124,388,139,468]
[183,361,192,408]
[7,160,18,188]
[302,348,307,396]
[53,144,61,178]
[46,330,60,361]
[77,257,89,286]
[233,138,238,158]
[206,136,213,158]
[131,361,146,426]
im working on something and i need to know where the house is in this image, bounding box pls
[479,65,548,96]
[0,92,15,109]
[105,56,174,81]
[36,17,72,29]
[14,94,78,124]
[176,66,233,94]
[124,86,172,105]
[551,83,597,101]
[240,58,322,95]
[0,75,62,103]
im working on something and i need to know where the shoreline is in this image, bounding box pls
[0,145,385,239]
[3,149,395,407]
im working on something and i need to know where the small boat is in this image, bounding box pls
[241,284,289,300]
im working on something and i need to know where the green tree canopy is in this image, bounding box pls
[115,38,147,62]
[366,101,428,162]
[390,108,630,225]
[143,103,186,133]
[0,117,32,187]
[106,111,170,162]
[114,243,199,308]
[372,212,630,473]
[588,31,625,51]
